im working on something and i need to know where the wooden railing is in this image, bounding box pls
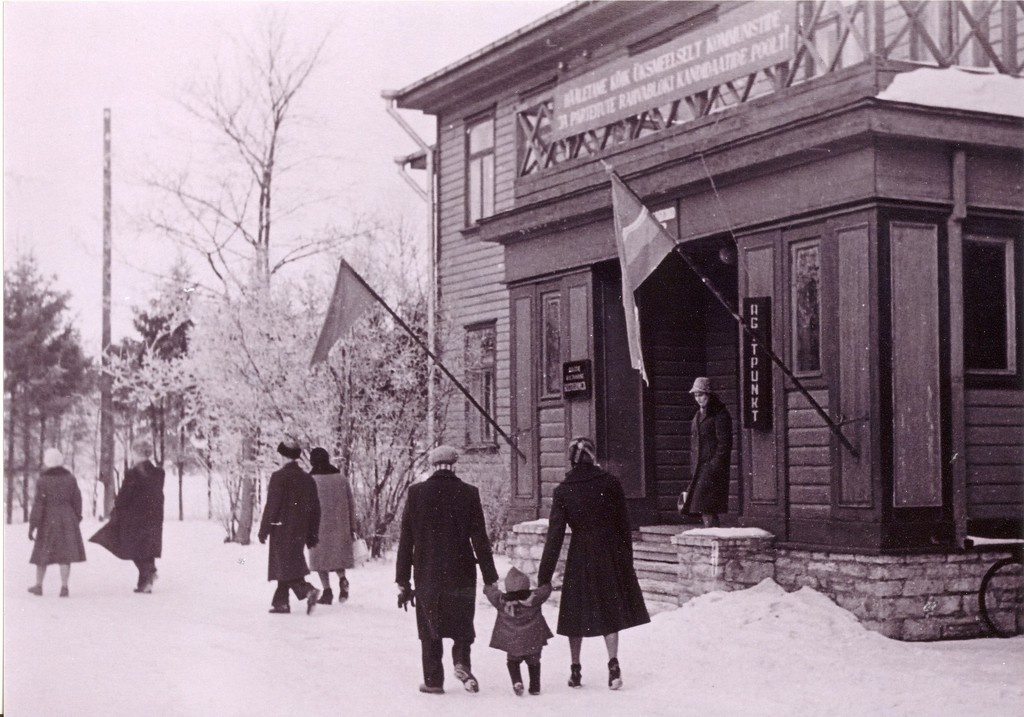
[517,0,1024,176]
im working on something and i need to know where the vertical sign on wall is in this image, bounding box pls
[743,297,773,430]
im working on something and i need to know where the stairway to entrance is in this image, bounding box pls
[632,525,687,613]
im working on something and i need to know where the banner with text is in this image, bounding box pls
[551,2,795,139]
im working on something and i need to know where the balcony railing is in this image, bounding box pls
[517,0,1024,176]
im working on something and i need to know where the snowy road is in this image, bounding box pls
[5,520,1023,716]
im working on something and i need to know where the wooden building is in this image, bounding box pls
[390,0,1023,553]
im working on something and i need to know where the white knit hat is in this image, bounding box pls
[43,448,64,469]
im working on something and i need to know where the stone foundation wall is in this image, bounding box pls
[508,520,1020,641]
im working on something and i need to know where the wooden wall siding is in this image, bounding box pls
[538,403,566,516]
[837,223,874,507]
[965,149,1024,211]
[494,97,517,215]
[889,222,943,508]
[787,389,833,520]
[435,117,511,460]
[965,389,1024,520]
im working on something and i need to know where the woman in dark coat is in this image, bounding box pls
[28,448,86,597]
[307,446,356,605]
[681,376,733,527]
[258,439,322,614]
[89,439,165,593]
[537,437,650,691]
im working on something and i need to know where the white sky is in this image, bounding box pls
[3,1,564,353]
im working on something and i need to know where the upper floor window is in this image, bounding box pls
[791,240,821,374]
[464,322,497,446]
[466,115,495,224]
[964,235,1017,374]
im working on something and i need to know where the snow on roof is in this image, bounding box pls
[876,66,1024,119]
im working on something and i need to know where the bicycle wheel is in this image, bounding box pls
[979,557,1024,638]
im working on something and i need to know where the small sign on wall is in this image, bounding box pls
[743,297,773,430]
[562,360,592,399]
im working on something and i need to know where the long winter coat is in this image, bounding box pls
[258,461,321,582]
[29,467,87,566]
[538,463,650,637]
[395,469,499,642]
[487,588,553,657]
[308,471,355,572]
[682,395,733,515]
[90,460,165,560]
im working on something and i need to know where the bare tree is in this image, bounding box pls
[148,14,347,294]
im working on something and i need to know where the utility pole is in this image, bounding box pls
[100,108,116,518]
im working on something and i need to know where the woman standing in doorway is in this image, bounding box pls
[537,437,650,691]
[681,376,733,528]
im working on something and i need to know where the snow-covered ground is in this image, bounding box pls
[5,520,1023,716]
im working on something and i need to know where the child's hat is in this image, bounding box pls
[504,566,530,593]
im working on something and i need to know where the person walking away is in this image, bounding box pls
[307,447,356,605]
[258,439,322,615]
[485,566,553,696]
[680,376,733,528]
[28,448,87,597]
[89,439,165,593]
[538,437,650,690]
[395,445,499,695]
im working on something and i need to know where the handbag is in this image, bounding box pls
[352,537,369,565]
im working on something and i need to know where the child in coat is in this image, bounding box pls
[485,566,553,695]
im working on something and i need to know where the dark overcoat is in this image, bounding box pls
[258,461,321,582]
[30,467,87,566]
[683,396,733,515]
[487,588,553,657]
[538,463,650,637]
[90,460,165,560]
[395,469,499,642]
[308,471,355,572]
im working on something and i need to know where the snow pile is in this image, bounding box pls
[5,521,1023,717]
[877,67,1024,118]
[680,526,774,539]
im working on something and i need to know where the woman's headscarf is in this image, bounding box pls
[309,446,339,475]
[568,437,597,466]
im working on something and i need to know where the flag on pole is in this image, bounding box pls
[609,170,678,384]
[310,259,379,366]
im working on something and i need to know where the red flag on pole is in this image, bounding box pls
[609,170,678,384]
[310,259,379,366]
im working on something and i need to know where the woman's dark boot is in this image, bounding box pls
[337,577,349,603]
[568,663,582,688]
[507,660,524,695]
[608,657,622,690]
[527,662,541,695]
[317,588,333,605]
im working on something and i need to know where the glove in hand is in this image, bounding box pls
[534,583,553,603]
[258,535,267,544]
[397,583,416,611]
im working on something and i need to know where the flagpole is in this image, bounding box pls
[670,244,859,459]
[604,164,859,460]
[344,264,528,461]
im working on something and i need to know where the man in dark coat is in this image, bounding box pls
[90,439,165,593]
[395,445,499,695]
[258,439,322,615]
[681,376,733,527]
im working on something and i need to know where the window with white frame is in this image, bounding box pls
[464,322,497,446]
[466,115,495,224]
[964,235,1017,374]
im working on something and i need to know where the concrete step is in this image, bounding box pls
[633,559,678,581]
[632,542,678,563]
[638,577,679,600]
[638,525,690,543]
